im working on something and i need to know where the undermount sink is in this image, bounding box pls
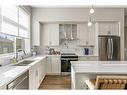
[13,60,34,66]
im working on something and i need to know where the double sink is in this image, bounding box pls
[13,60,34,66]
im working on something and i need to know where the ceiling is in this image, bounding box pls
[30,5,127,15]
[31,5,127,8]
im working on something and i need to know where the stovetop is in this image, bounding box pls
[61,53,77,55]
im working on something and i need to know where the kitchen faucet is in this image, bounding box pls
[15,49,26,62]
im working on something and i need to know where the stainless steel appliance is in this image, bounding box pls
[98,35,120,61]
[61,53,78,74]
[7,71,29,90]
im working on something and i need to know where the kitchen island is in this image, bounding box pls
[71,61,127,89]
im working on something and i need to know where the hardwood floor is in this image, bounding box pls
[39,75,71,90]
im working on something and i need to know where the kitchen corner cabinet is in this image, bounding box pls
[46,56,61,75]
[41,23,59,46]
[29,58,46,89]
[97,22,120,36]
[77,23,96,46]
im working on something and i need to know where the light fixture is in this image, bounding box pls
[90,5,94,14]
[88,16,92,27]
[88,21,92,26]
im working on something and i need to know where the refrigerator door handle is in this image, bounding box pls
[107,38,111,60]
[111,38,113,60]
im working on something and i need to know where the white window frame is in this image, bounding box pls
[0,6,31,55]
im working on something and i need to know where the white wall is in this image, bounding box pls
[32,8,124,60]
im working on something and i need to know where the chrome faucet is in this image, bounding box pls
[15,49,26,62]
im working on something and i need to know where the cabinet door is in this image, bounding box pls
[50,24,59,46]
[98,22,119,36]
[46,56,52,74]
[88,23,96,46]
[29,65,37,89]
[77,24,88,45]
[41,23,50,46]
[39,58,46,84]
[51,56,61,74]
[41,24,59,46]
[32,21,41,46]
[38,60,43,85]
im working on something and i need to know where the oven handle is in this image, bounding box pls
[61,58,78,60]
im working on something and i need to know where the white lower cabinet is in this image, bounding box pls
[29,58,46,89]
[29,63,38,89]
[46,56,61,75]
[38,58,46,84]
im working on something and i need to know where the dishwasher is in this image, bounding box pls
[7,71,29,90]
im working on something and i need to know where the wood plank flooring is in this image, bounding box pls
[39,75,71,90]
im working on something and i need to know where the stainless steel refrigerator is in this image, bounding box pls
[98,35,120,61]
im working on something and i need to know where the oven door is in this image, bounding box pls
[61,59,68,72]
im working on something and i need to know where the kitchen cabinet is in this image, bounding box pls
[46,56,52,74]
[41,23,59,46]
[59,24,77,40]
[32,21,41,46]
[97,22,120,36]
[51,56,61,74]
[77,23,96,46]
[29,63,39,89]
[29,58,46,89]
[46,56,61,75]
[78,56,98,61]
[38,58,46,84]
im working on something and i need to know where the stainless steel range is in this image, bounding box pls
[61,53,78,74]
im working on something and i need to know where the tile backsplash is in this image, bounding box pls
[37,40,95,55]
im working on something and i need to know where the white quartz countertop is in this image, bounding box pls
[71,61,127,74]
[0,55,46,88]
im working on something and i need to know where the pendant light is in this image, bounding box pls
[88,5,94,26]
[90,5,94,14]
[88,15,92,27]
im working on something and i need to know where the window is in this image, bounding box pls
[19,7,30,38]
[1,6,30,38]
[2,6,18,23]
[1,6,18,36]
[0,33,15,54]
[0,6,30,55]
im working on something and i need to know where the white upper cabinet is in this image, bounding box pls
[41,23,59,46]
[32,21,40,46]
[97,22,120,36]
[59,24,77,40]
[77,23,96,46]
